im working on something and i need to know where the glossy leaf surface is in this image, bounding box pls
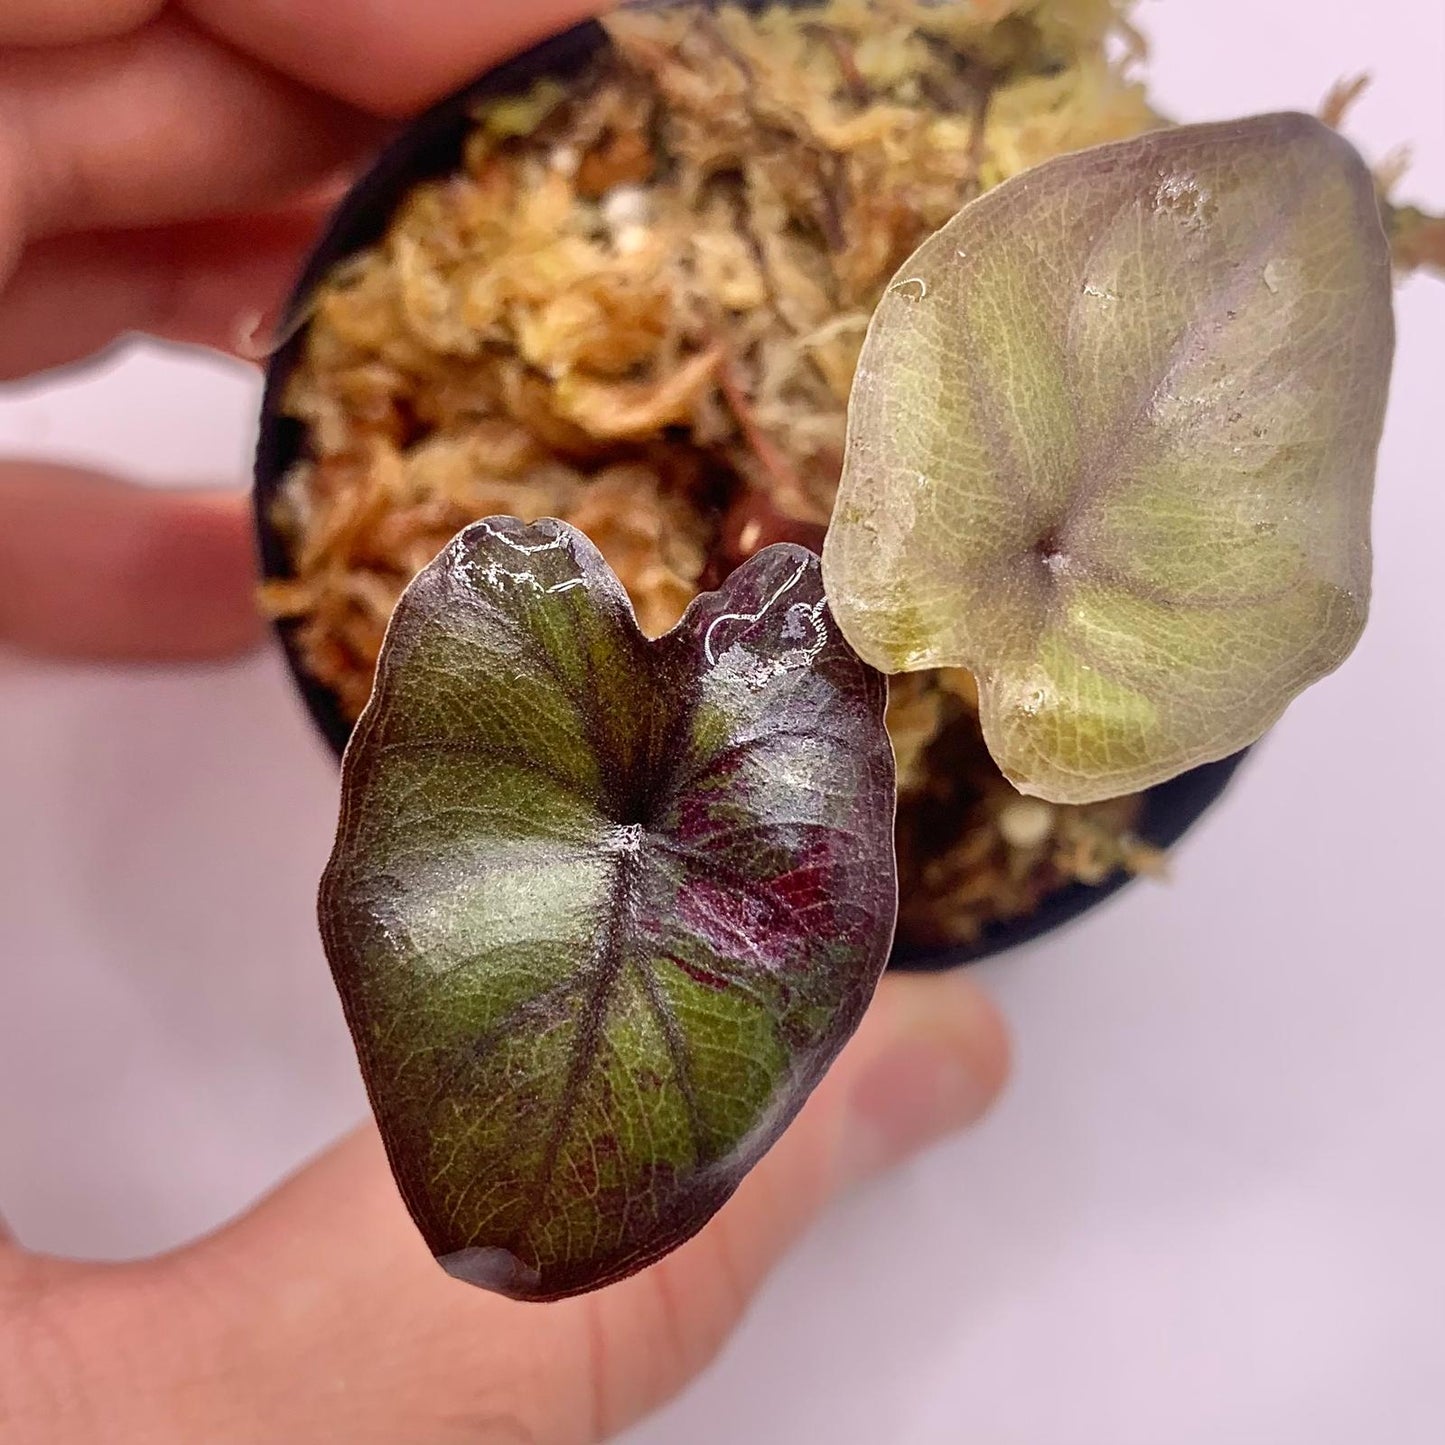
[824,114,1394,803]
[320,518,896,1301]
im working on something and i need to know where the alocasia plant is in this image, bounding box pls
[824,114,1395,804]
[320,517,896,1301]
[316,113,1406,1299]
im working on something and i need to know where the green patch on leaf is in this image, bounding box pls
[320,518,897,1301]
[824,113,1394,803]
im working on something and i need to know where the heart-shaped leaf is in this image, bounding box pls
[823,113,1395,804]
[320,517,896,1301]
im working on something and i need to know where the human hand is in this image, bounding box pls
[0,5,1011,1441]
[0,0,607,657]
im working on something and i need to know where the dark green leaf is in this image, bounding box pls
[824,114,1395,803]
[320,518,896,1301]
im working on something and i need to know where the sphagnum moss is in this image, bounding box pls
[262,0,1435,949]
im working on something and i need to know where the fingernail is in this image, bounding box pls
[836,1035,995,1189]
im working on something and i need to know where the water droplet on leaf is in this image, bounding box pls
[1262,257,1298,293]
[889,277,929,302]
[1152,172,1217,231]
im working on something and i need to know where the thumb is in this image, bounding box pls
[580,969,1010,1437]
[139,972,1007,1444]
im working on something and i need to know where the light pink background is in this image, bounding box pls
[2,2,1442,1439]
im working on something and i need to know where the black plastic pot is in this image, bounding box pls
[252,3,1248,971]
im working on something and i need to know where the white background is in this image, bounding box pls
[2,2,1442,1440]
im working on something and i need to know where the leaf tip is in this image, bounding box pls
[439,1246,545,1299]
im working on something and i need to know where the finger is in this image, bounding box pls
[0,1,165,47]
[0,14,382,242]
[0,465,263,661]
[183,0,609,118]
[150,972,1008,1444]
[0,206,332,380]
